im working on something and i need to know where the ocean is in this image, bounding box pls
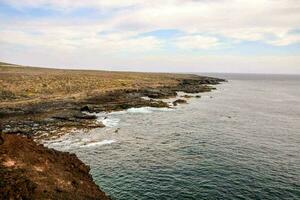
[44,74,300,200]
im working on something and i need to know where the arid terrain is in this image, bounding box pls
[0,62,225,199]
[0,62,193,104]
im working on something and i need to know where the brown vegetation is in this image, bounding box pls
[0,62,194,106]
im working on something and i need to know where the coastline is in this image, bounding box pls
[0,62,225,199]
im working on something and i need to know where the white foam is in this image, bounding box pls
[149,107,174,112]
[80,139,116,147]
[127,107,174,114]
[127,107,153,113]
[48,139,73,147]
[141,96,151,100]
[99,117,120,127]
[92,106,174,129]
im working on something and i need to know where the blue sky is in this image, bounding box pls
[0,0,300,73]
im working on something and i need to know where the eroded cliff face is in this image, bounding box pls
[0,134,110,200]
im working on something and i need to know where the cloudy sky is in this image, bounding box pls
[0,0,300,73]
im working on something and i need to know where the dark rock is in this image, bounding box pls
[0,134,3,145]
[142,88,176,99]
[80,105,91,112]
[73,113,97,120]
[180,77,226,86]
[149,100,169,108]
[52,115,72,121]
[120,104,130,109]
[173,99,187,106]
[181,95,193,98]
[177,84,214,93]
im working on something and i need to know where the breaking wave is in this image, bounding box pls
[80,139,116,148]
[127,107,173,114]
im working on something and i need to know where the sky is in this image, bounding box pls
[0,0,300,74]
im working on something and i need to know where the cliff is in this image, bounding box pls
[0,133,110,200]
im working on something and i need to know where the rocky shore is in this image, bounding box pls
[0,134,110,200]
[1,77,224,138]
[0,62,226,199]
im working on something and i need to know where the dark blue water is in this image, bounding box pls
[44,74,300,200]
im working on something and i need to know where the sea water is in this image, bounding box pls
[44,74,300,200]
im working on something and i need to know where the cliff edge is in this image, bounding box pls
[0,134,110,200]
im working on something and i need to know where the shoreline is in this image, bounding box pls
[1,73,225,139]
[0,62,225,199]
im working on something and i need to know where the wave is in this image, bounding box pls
[127,107,154,113]
[46,139,73,147]
[90,106,175,129]
[44,137,116,150]
[80,139,116,148]
[127,107,174,114]
[101,118,120,128]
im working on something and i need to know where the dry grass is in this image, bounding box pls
[0,62,195,107]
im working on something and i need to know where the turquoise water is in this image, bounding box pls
[45,74,300,200]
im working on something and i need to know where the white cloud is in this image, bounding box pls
[1,0,300,73]
[0,28,162,54]
[2,0,300,46]
[2,0,142,10]
[267,34,300,46]
[106,0,300,45]
[175,35,220,49]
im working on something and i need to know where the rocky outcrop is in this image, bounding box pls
[79,89,169,113]
[180,77,225,85]
[0,134,110,200]
[140,88,177,99]
[1,111,104,139]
